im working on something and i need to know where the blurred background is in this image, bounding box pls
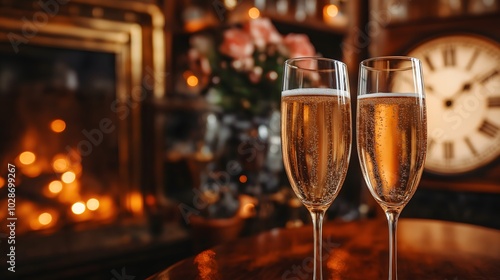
[0,0,499,279]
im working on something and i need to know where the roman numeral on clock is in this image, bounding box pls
[424,55,435,71]
[465,49,480,71]
[480,69,499,85]
[443,46,456,67]
[427,139,435,154]
[488,97,500,107]
[464,137,478,156]
[478,120,500,138]
[443,141,454,160]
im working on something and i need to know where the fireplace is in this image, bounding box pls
[0,43,126,231]
[0,1,183,279]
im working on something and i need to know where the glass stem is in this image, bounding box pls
[310,209,325,280]
[386,210,401,280]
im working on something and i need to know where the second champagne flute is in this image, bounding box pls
[356,56,427,280]
[281,57,352,280]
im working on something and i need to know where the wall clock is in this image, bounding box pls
[398,34,500,175]
[366,6,500,193]
[366,3,500,228]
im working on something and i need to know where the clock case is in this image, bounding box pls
[367,3,500,228]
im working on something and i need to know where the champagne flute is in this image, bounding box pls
[356,56,427,280]
[281,57,352,280]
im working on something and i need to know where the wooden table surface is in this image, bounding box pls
[148,218,500,279]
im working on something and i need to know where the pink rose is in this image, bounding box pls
[283,33,316,58]
[245,18,282,49]
[219,28,254,60]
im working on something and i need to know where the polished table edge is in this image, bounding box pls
[147,218,500,279]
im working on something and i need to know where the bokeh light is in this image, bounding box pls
[38,212,53,225]
[324,4,339,18]
[248,7,260,19]
[86,198,100,211]
[48,180,63,194]
[19,151,36,165]
[61,171,76,183]
[71,202,86,215]
[239,175,248,184]
[50,119,66,133]
[224,0,237,10]
[52,154,69,172]
[186,75,199,87]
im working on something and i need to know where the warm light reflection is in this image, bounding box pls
[0,177,4,188]
[50,119,66,133]
[240,203,255,218]
[19,151,36,165]
[48,180,63,194]
[38,212,53,225]
[86,198,100,211]
[186,75,199,87]
[237,194,258,218]
[61,171,76,183]
[324,4,339,17]
[52,154,69,172]
[327,248,349,279]
[71,202,86,215]
[248,7,260,19]
[194,250,218,279]
[375,104,399,195]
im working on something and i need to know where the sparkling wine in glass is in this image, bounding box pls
[356,56,427,280]
[281,57,352,280]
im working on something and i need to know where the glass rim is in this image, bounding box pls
[360,56,420,72]
[284,56,347,71]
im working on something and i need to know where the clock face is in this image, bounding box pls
[395,34,500,175]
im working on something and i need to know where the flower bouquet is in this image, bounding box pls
[183,19,317,229]
[188,17,317,116]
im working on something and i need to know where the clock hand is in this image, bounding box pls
[445,81,473,108]
[448,68,498,103]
